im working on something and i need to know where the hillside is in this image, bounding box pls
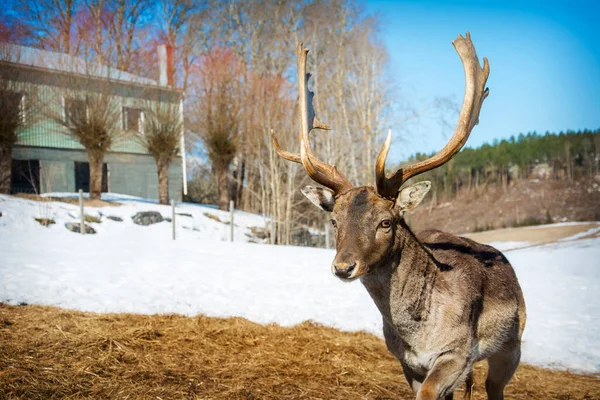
[409,177,600,234]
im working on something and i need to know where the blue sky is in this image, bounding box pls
[365,0,600,161]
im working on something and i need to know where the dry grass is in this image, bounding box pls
[203,212,223,223]
[1,305,599,399]
[13,193,120,208]
[83,215,102,223]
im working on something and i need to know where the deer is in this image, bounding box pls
[271,33,526,400]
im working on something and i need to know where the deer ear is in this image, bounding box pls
[395,181,431,211]
[301,186,335,212]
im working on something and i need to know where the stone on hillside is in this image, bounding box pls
[132,211,164,226]
[107,215,123,222]
[65,222,96,234]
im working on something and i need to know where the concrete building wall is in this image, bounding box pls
[12,146,183,201]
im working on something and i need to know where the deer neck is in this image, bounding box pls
[360,219,437,332]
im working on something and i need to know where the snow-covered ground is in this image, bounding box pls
[1,193,599,374]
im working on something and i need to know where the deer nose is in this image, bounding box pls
[334,262,356,279]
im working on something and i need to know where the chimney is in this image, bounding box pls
[157,44,175,87]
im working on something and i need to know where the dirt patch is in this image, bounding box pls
[13,193,121,208]
[409,178,600,235]
[463,222,600,245]
[1,304,598,399]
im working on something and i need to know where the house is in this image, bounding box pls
[0,43,187,200]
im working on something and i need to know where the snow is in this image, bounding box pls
[506,238,600,373]
[1,193,599,374]
[560,225,600,241]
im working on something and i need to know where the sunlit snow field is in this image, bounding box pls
[1,193,598,373]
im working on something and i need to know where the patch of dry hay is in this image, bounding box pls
[1,304,598,399]
[13,194,120,208]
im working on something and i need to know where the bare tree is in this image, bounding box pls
[191,0,392,242]
[48,85,121,200]
[156,0,208,90]
[76,0,111,65]
[108,0,148,71]
[0,85,24,194]
[190,47,243,210]
[13,0,79,54]
[137,102,182,204]
[0,44,38,194]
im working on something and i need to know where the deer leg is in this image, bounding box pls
[382,321,426,394]
[416,353,470,400]
[485,346,520,400]
[400,361,425,394]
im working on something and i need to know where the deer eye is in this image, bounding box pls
[330,219,337,228]
[380,219,392,229]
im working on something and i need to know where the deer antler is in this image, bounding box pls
[376,32,490,198]
[271,43,353,195]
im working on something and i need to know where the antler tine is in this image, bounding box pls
[270,129,301,163]
[375,129,393,196]
[376,32,490,198]
[296,43,352,194]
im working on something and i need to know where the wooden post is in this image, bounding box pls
[229,200,234,242]
[79,189,85,235]
[270,220,276,245]
[171,199,176,240]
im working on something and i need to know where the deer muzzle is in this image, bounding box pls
[331,254,367,281]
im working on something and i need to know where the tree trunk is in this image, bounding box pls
[88,150,104,200]
[157,156,170,205]
[564,142,572,181]
[236,159,245,209]
[0,144,12,194]
[467,169,472,192]
[216,165,229,211]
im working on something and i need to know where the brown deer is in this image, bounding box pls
[271,33,526,400]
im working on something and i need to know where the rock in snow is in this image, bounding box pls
[64,222,96,234]
[132,211,164,226]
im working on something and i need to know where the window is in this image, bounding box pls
[63,97,87,125]
[122,107,144,134]
[0,91,25,124]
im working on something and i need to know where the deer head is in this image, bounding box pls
[272,33,490,281]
